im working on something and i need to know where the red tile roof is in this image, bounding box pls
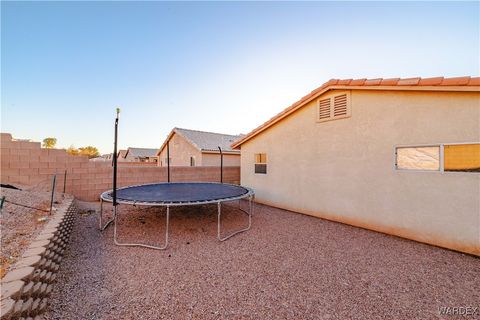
[231,76,480,149]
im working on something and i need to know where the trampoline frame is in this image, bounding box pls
[99,182,255,250]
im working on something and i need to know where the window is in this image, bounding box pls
[165,157,171,165]
[254,153,267,174]
[444,144,480,172]
[317,92,351,122]
[395,143,479,173]
[190,156,196,167]
[396,146,440,171]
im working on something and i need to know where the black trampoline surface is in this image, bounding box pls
[101,182,251,204]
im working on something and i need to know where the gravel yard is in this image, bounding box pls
[0,186,67,278]
[47,201,479,319]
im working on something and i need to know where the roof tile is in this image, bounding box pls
[397,77,421,86]
[336,79,353,85]
[468,77,480,85]
[440,76,471,86]
[379,78,400,85]
[325,79,339,86]
[349,78,367,86]
[418,77,444,86]
[364,78,382,86]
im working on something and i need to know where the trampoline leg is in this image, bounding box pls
[113,204,169,250]
[217,196,252,242]
[99,198,114,231]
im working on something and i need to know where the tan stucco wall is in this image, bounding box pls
[202,153,240,166]
[240,90,480,256]
[158,133,240,167]
[158,133,202,167]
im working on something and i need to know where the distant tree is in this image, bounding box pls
[42,137,57,148]
[78,146,100,159]
[66,145,79,156]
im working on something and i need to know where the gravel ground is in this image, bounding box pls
[0,185,67,278]
[47,201,479,320]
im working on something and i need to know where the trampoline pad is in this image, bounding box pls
[105,182,250,203]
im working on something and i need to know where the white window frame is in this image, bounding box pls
[394,142,480,174]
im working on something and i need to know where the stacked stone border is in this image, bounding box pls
[0,198,76,320]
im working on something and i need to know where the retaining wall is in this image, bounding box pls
[0,133,240,201]
[0,198,76,319]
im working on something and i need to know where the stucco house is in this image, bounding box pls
[232,76,480,256]
[123,147,159,163]
[158,128,241,167]
[117,149,128,161]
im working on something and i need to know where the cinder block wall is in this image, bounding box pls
[0,133,240,201]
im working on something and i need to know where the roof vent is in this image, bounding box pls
[317,91,351,122]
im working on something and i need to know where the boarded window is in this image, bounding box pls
[396,146,440,171]
[444,144,480,172]
[317,92,351,122]
[254,153,267,174]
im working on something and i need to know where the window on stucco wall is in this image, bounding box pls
[395,143,480,173]
[396,146,440,171]
[254,153,267,174]
[190,156,196,167]
[444,144,480,172]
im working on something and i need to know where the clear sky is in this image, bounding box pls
[1,1,479,154]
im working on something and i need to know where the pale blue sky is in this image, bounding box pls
[2,1,479,154]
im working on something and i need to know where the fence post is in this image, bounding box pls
[63,169,67,194]
[49,174,57,215]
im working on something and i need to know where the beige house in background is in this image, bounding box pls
[122,147,159,163]
[158,128,241,167]
[117,149,127,161]
[232,76,480,256]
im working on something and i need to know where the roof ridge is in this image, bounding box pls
[175,127,242,138]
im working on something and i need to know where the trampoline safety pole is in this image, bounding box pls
[218,146,223,183]
[167,140,170,183]
[113,108,120,207]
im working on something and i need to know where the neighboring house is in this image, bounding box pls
[232,76,480,256]
[123,147,159,162]
[158,128,242,167]
[117,150,128,161]
[103,153,113,161]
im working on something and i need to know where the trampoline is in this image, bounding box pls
[99,182,255,250]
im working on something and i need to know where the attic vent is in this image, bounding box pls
[334,94,348,116]
[317,91,351,122]
[318,98,331,120]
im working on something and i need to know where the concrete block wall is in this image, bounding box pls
[0,133,240,201]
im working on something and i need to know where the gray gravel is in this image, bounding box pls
[47,201,479,319]
[0,186,67,278]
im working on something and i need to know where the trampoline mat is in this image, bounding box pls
[107,182,249,203]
